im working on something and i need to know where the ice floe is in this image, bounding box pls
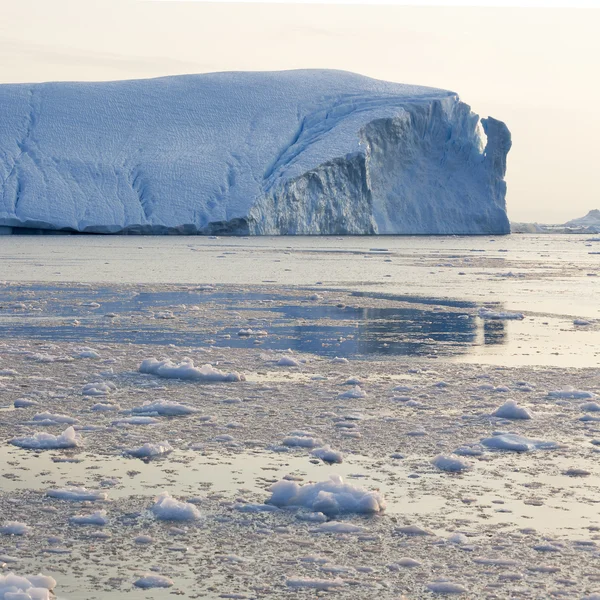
[268,474,385,515]
[133,574,174,589]
[125,441,174,458]
[0,573,57,600]
[151,492,201,521]
[140,358,244,382]
[311,445,343,463]
[131,400,196,416]
[70,511,107,526]
[432,455,471,473]
[491,399,532,420]
[0,522,30,536]
[10,426,81,450]
[46,487,107,501]
[480,433,559,452]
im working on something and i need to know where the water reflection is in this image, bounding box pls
[0,284,506,359]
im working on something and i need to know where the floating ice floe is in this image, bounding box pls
[574,319,592,326]
[31,412,78,425]
[282,435,323,449]
[478,308,524,320]
[331,357,349,364]
[151,492,201,521]
[432,455,471,473]
[548,388,596,400]
[14,398,38,408]
[73,347,101,359]
[389,558,421,569]
[133,574,174,589]
[311,445,343,464]
[10,426,81,450]
[491,399,532,420]
[581,402,600,412]
[0,573,57,600]
[131,400,196,416]
[112,417,159,426]
[140,358,244,382]
[70,511,107,526]
[480,433,559,452]
[427,581,468,594]
[268,474,386,515]
[338,385,367,399]
[125,441,174,458]
[316,522,366,534]
[47,487,107,502]
[0,522,30,536]
[82,382,116,396]
[91,403,120,412]
[454,444,484,457]
[276,356,300,367]
[286,577,344,590]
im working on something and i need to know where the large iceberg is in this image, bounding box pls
[0,70,510,235]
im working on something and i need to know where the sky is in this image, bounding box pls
[0,0,598,223]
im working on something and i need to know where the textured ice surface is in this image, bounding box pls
[0,70,510,235]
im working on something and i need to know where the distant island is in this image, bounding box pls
[0,70,510,236]
[512,209,600,234]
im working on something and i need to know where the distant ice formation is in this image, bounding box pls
[0,70,510,235]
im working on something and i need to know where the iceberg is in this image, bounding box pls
[0,70,510,235]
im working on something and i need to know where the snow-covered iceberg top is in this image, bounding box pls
[0,70,510,235]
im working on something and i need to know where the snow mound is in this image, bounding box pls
[10,426,81,450]
[140,358,243,382]
[125,441,173,458]
[0,71,510,235]
[131,400,196,416]
[46,487,107,501]
[491,399,532,420]
[133,574,174,589]
[0,573,57,600]
[480,433,559,452]
[151,492,201,521]
[268,474,386,515]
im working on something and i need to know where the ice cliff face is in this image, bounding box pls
[0,70,511,235]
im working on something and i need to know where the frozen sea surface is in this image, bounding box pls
[0,234,599,599]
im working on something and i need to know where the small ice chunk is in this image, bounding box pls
[491,399,532,420]
[286,577,344,590]
[276,356,300,367]
[11,426,81,450]
[581,402,600,412]
[70,510,107,526]
[0,521,31,536]
[151,492,201,521]
[282,436,322,449]
[125,441,173,458]
[427,581,468,594]
[140,358,243,382]
[32,412,78,425]
[47,487,107,501]
[132,400,196,416]
[268,474,385,515]
[432,455,471,473]
[134,573,174,589]
[338,385,366,399]
[480,433,559,452]
[311,445,343,464]
[14,398,38,408]
[0,572,57,598]
[548,388,595,400]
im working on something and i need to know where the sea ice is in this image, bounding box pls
[10,426,81,449]
[70,511,107,526]
[478,308,524,320]
[480,433,559,452]
[46,487,108,501]
[151,492,201,521]
[432,455,471,473]
[131,400,196,416]
[286,578,344,590]
[125,441,174,458]
[0,573,57,600]
[268,474,385,515]
[311,445,343,463]
[133,574,174,589]
[140,358,244,382]
[0,522,30,536]
[491,399,532,420]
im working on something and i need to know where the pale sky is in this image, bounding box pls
[1,0,598,223]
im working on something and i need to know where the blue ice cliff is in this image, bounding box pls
[0,70,511,235]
